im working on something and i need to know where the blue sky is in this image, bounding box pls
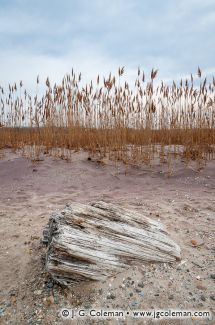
[0,0,215,90]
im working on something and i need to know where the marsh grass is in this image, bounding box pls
[0,67,214,168]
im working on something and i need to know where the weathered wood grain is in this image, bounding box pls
[45,201,181,286]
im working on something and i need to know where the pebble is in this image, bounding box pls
[210,274,215,280]
[196,283,207,290]
[34,290,42,295]
[130,301,139,307]
[200,295,206,302]
[168,294,174,300]
[210,295,215,301]
[9,290,17,297]
[47,281,54,288]
[10,296,17,303]
[4,301,11,307]
[54,296,59,304]
[0,308,5,316]
[107,293,116,300]
[84,304,91,309]
[191,239,198,246]
[137,282,144,288]
[46,296,54,305]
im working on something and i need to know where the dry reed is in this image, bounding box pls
[0,67,214,168]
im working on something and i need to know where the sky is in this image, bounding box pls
[0,0,215,91]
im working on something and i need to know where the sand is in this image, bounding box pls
[0,149,214,324]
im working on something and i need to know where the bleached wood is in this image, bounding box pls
[45,201,181,286]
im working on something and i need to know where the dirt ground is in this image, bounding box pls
[0,149,214,325]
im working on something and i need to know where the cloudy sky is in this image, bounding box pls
[0,0,215,90]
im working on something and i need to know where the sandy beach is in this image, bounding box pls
[0,149,214,324]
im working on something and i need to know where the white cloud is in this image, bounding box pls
[0,43,138,94]
[0,9,44,35]
[0,0,214,93]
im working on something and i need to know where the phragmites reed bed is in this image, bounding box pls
[0,67,214,169]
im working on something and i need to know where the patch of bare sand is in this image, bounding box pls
[0,150,214,324]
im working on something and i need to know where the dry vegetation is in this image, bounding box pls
[0,67,214,168]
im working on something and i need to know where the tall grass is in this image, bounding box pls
[0,67,214,168]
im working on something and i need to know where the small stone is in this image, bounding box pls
[129,292,133,297]
[10,296,17,303]
[191,239,198,246]
[98,289,103,295]
[135,288,141,293]
[47,281,54,288]
[54,296,59,304]
[31,235,39,240]
[46,296,54,305]
[138,282,144,288]
[200,295,206,301]
[196,283,207,290]
[168,294,174,300]
[107,293,116,300]
[130,301,138,307]
[84,304,91,309]
[4,301,11,307]
[34,290,42,295]
[210,274,215,280]
[210,295,215,301]
[0,308,5,316]
[9,290,17,297]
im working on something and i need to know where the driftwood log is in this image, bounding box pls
[44,201,181,286]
